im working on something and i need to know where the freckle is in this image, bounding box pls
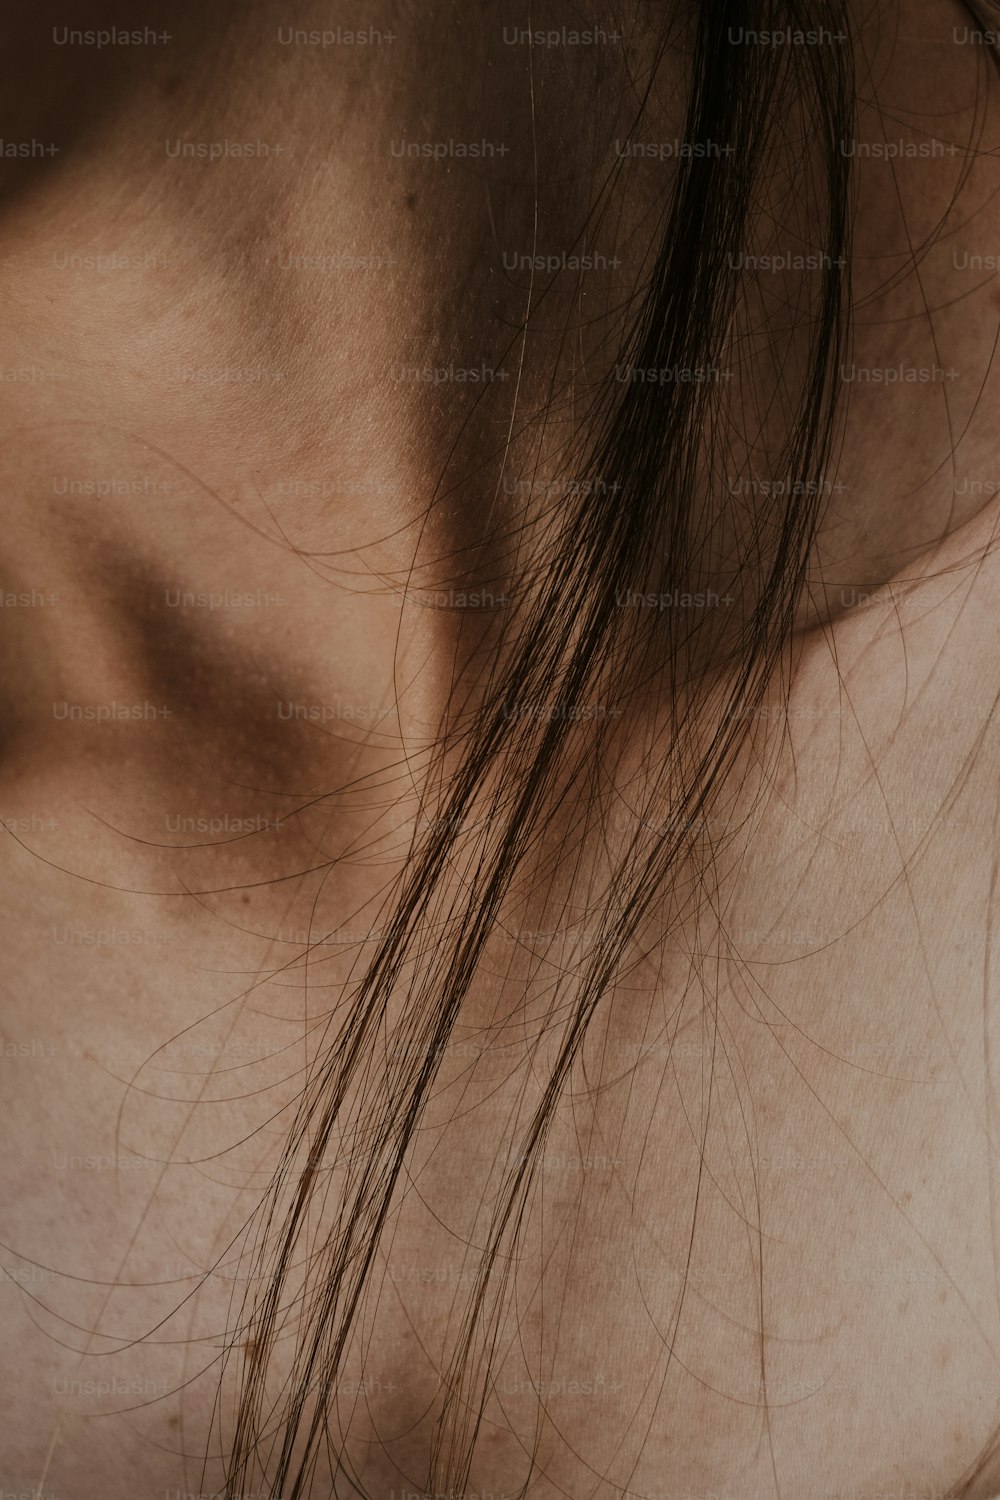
[404,192,418,212]
[168,1413,180,1430]
[241,893,251,904]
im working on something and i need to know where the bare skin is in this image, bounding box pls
[3,2,1000,1497]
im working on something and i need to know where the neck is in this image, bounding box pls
[2,0,1000,778]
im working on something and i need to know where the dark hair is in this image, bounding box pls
[214,4,993,1496]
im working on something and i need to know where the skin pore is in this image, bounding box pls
[3,2,1000,1498]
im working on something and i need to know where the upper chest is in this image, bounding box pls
[4,562,1000,1499]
